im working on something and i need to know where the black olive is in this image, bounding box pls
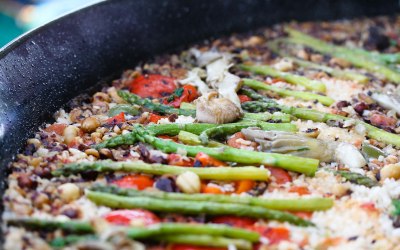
[155,177,176,192]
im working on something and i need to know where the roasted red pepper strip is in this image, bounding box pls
[195,152,227,167]
[106,112,126,124]
[235,180,255,194]
[238,94,252,103]
[112,175,154,190]
[164,85,199,108]
[104,209,160,226]
[148,113,166,123]
[252,226,290,245]
[129,74,177,98]
[267,166,292,184]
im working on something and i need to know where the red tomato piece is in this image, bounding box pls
[235,180,255,194]
[112,175,154,190]
[164,85,199,108]
[211,216,256,228]
[267,167,292,184]
[169,244,226,250]
[238,95,252,103]
[194,152,227,167]
[149,113,166,123]
[45,123,67,135]
[288,186,310,195]
[252,226,290,245]
[129,74,177,98]
[104,209,160,226]
[106,112,126,124]
[361,202,378,213]
[168,153,194,167]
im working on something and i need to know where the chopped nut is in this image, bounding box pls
[380,163,400,180]
[58,183,81,203]
[99,148,113,158]
[64,125,80,144]
[93,92,111,103]
[81,117,101,132]
[329,57,351,68]
[176,171,201,194]
[27,138,41,149]
[85,148,100,158]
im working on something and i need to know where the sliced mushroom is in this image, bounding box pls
[195,92,243,124]
[371,92,400,115]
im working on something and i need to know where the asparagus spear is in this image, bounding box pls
[53,160,270,181]
[335,170,378,188]
[239,64,326,92]
[285,28,400,83]
[178,131,225,147]
[86,190,313,226]
[92,185,334,211]
[126,223,259,242]
[134,125,319,176]
[50,235,97,248]
[243,112,292,123]
[154,235,252,250]
[267,39,369,83]
[94,121,295,150]
[198,122,272,145]
[242,101,400,147]
[118,90,196,116]
[242,78,334,106]
[6,218,94,234]
[94,123,215,149]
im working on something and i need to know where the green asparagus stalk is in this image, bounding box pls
[6,218,94,234]
[243,78,334,106]
[267,39,369,83]
[146,123,216,136]
[94,123,216,149]
[134,125,319,176]
[91,185,334,211]
[50,235,97,248]
[53,160,270,181]
[335,170,378,188]
[240,87,276,103]
[118,90,196,116]
[86,190,313,226]
[154,235,252,250]
[198,122,271,145]
[178,131,225,147]
[242,101,400,147]
[243,112,292,123]
[285,28,400,83]
[126,223,259,242]
[239,64,326,92]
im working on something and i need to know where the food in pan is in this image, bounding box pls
[4,16,400,250]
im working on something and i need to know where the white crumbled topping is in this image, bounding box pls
[350,178,400,213]
[273,58,294,72]
[321,77,364,102]
[74,197,111,220]
[179,68,210,95]
[149,149,168,159]
[157,115,195,124]
[54,108,71,124]
[293,119,365,146]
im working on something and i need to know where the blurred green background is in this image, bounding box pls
[0,0,102,48]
